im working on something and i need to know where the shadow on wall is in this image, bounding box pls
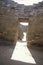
[0,39,16,46]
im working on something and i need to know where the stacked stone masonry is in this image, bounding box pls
[0,0,43,45]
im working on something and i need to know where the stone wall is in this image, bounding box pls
[0,0,43,45]
[27,13,43,46]
[0,6,19,44]
[27,2,43,46]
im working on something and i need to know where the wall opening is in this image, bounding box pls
[18,22,29,42]
[11,22,36,64]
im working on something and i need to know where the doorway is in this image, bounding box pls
[18,22,28,42]
[11,22,36,64]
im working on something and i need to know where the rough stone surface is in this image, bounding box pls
[0,0,43,45]
[0,4,19,44]
[27,14,43,46]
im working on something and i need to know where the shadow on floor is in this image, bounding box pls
[0,45,35,65]
[28,45,43,65]
[0,59,37,65]
[0,40,43,65]
[0,40,16,63]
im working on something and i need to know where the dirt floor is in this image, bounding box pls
[0,40,43,65]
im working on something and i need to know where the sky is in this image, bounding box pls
[13,0,43,5]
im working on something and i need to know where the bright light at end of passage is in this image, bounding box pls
[20,22,29,26]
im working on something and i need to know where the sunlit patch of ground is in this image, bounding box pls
[11,41,36,64]
[22,32,26,41]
